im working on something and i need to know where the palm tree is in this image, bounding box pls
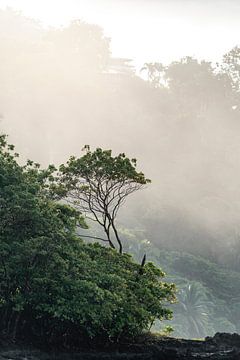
[174,281,214,338]
[140,62,165,87]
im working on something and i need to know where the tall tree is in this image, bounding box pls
[173,282,214,338]
[54,147,151,254]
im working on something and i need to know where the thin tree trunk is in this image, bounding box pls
[7,309,14,335]
[12,312,21,340]
[111,221,122,254]
[104,224,116,250]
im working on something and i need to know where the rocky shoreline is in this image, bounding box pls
[0,333,240,359]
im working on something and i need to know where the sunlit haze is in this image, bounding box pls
[0,0,240,67]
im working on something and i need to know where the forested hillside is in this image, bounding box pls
[0,8,240,341]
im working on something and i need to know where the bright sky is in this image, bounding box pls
[0,0,240,68]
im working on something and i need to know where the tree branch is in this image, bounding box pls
[77,234,109,242]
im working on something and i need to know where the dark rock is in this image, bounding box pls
[1,333,240,360]
[209,332,240,347]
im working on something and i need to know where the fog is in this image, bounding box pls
[1,4,240,264]
[1,0,240,66]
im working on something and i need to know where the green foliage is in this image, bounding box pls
[29,243,175,342]
[58,147,150,185]
[170,252,240,302]
[0,137,175,346]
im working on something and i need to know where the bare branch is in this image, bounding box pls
[77,234,109,242]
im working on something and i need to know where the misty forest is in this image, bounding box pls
[1,5,240,351]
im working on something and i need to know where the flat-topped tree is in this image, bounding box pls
[56,147,151,253]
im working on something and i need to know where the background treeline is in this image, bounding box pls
[1,8,240,339]
[122,230,240,338]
